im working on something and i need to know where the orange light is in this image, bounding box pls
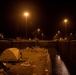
[38,29,40,32]
[24,12,29,16]
[64,19,68,23]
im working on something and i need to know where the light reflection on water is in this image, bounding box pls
[54,55,70,75]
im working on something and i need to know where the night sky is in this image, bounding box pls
[0,1,76,39]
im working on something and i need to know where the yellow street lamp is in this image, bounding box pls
[24,12,29,16]
[58,31,60,34]
[41,33,44,40]
[37,29,40,39]
[64,19,68,38]
[24,12,29,39]
[38,29,40,32]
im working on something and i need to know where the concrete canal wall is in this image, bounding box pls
[0,40,76,62]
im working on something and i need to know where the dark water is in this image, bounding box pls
[52,55,70,75]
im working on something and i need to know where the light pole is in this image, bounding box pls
[37,28,40,39]
[24,12,29,39]
[57,31,60,39]
[64,19,68,38]
[41,33,44,40]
